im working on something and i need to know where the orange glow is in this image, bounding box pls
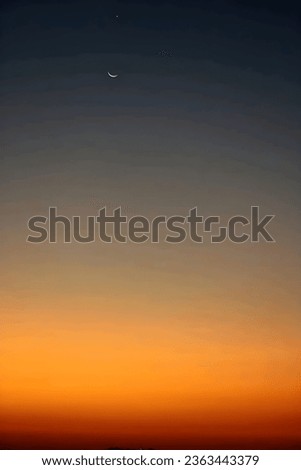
[1,276,300,449]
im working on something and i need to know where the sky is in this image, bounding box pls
[0,0,300,449]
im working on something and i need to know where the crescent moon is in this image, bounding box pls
[108,72,118,78]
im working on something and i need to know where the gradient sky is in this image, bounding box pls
[0,0,300,449]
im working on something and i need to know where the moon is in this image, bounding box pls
[108,72,118,78]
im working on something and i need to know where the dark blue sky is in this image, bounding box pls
[1,0,300,207]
